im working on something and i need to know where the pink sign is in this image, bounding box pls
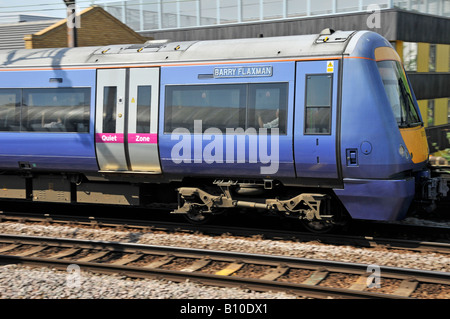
[128,133,158,144]
[96,133,157,144]
[95,133,124,143]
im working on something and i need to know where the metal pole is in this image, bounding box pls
[63,0,77,47]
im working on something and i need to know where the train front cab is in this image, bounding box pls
[334,33,448,222]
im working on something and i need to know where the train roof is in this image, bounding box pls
[0,30,388,69]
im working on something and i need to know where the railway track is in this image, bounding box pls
[0,234,449,299]
[1,210,450,255]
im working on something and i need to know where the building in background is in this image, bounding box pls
[0,18,60,50]
[99,0,449,33]
[99,0,450,159]
[0,6,149,50]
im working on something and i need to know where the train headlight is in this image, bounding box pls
[399,145,409,159]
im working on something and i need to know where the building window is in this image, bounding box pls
[161,1,178,29]
[448,99,450,124]
[263,0,284,20]
[180,0,199,27]
[336,0,359,13]
[242,0,260,21]
[220,0,239,24]
[287,0,307,17]
[403,42,418,72]
[311,0,333,15]
[428,99,435,127]
[429,44,436,72]
[200,0,218,25]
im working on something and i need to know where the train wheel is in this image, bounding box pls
[301,205,348,233]
[183,208,215,225]
[301,220,337,233]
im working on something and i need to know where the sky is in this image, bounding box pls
[0,0,118,20]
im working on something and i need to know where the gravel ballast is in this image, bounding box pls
[0,220,448,299]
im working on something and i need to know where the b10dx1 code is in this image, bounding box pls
[224,303,267,314]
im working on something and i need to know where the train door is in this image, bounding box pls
[95,68,161,173]
[96,68,127,171]
[293,60,340,180]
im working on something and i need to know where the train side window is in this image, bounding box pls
[136,86,151,133]
[103,86,117,133]
[22,88,90,133]
[304,74,332,135]
[164,84,245,133]
[0,89,21,132]
[248,83,288,134]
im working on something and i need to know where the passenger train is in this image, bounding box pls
[0,29,447,232]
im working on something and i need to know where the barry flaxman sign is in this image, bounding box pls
[213,66,273,78]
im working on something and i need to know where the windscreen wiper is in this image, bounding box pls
[398,78,423,127]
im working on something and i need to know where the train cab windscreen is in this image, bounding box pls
[377,60,422,128]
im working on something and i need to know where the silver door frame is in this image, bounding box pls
[127,68,161,172]
[95,67,161,173]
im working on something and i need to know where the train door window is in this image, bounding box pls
[22,88,90,133]
[165,84,245,133]
[304,74,332,135]
[248,83,288,134]
[103,86,117,133]
[136,86,151,133]
[0,89,21,131]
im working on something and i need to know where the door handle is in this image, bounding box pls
[346,149,358,166]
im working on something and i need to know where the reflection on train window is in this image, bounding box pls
[0,89,21,132]
[164,83,288,134]
[137,86,151,133]
[305,74,332,134]
[249,83,288,134]
[102,86,117,133]
[23,88,90,133]
[0,87,90,133]
[165,84,245,132]
[377,60,421,128]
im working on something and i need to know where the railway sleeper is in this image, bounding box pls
[172,186,332,222]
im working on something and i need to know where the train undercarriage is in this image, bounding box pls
[171,179,347,232]
[0,168,447,233]
[0,172,348,233]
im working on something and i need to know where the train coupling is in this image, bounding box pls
[418,169,449,201]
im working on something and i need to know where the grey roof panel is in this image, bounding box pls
[0,30,360,68]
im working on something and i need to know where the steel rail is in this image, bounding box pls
[0,254,407,299]
[1,211,450,254]
[0,234,449,299]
